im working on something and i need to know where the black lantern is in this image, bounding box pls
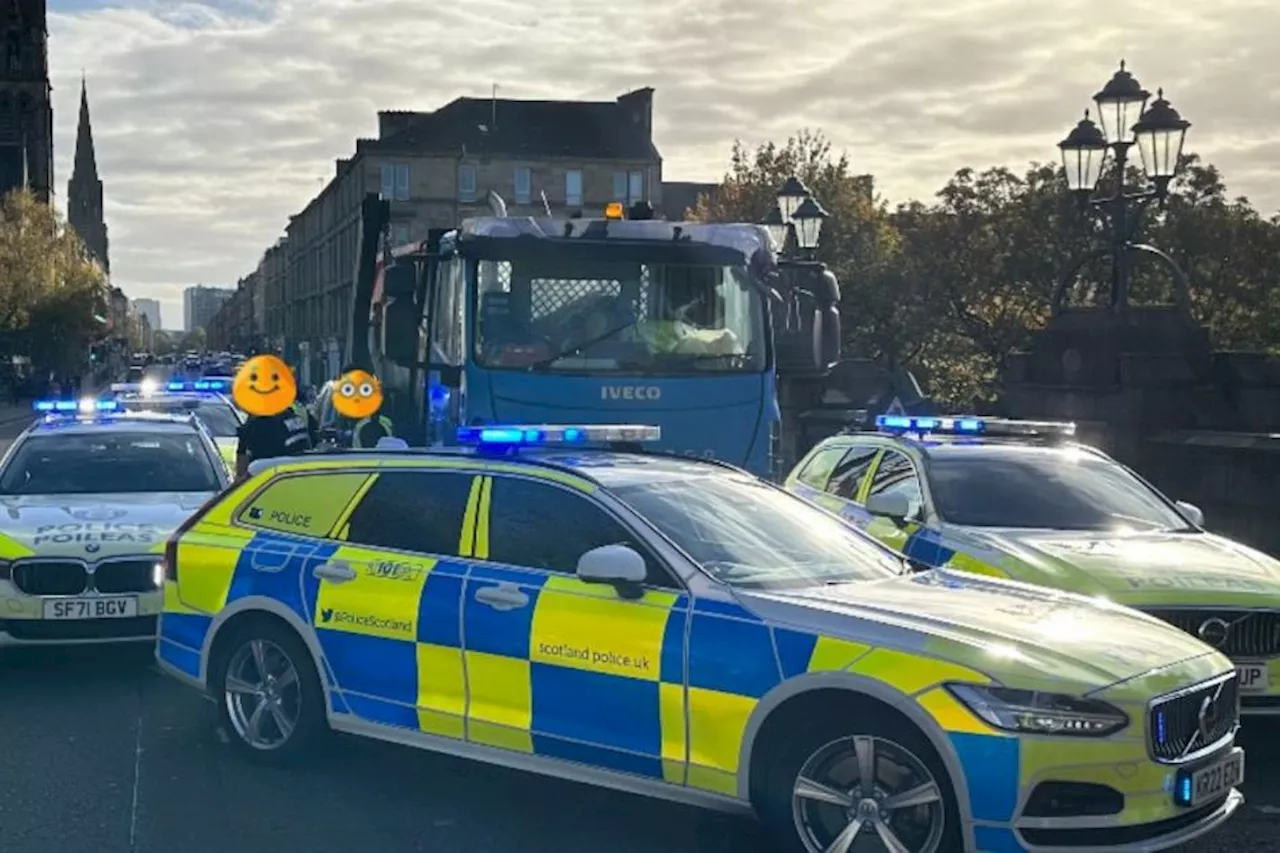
[1093,60,1150,145]
[1058,110,1109,194]
[760,203,789,252]
[791,196,828,251]
[776,176,809,224]
[1132,88,1191,184]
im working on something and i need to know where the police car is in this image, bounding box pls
[0,399,230,645]
[157,424,1242,853]
[110,379,244,472]
[785,414,1280,717]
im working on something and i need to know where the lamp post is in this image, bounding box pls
[1055,61,1192,312]
[760,176,829,260]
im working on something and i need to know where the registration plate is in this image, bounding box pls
[1177,748,1245,808]
[1236,662,1269,693]
[42,597,138,620]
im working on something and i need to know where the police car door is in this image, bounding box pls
[304,468,476,736]
[817,445,880,529]
[860,449,930,557]
[462,473,686,783]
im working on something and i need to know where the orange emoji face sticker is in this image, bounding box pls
[232,354,297,417]
[332,369,383,420]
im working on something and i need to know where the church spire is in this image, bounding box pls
[73,74,98,182]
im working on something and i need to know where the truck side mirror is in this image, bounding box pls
[383,263,417,300]
[381,298,419,366]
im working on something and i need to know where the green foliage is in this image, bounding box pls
[0,189,108,378]
[694,132,1280,407]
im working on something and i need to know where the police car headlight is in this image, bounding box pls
[947,684,1129,737]
[151,562,164,588]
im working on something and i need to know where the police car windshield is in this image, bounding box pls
[0,432,221,495]
[926,448,1194,531]
[612,475,902,589]
[119,398,240,437]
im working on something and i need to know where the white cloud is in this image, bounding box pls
[48,0,1280,330]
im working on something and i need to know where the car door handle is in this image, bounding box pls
[474,584,528,611]
[313,561,357,583]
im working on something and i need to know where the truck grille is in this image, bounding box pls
[94,560,159,594]
[11,561,88,596]
[1145,609,1280,658]
[1148,675,1239,762]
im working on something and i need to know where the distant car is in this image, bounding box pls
[0,400,228,646]
[110,381,244,473]
[157,422,1243,853]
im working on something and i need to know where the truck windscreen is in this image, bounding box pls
[472,258,766,374]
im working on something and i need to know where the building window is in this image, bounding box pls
[565,169,583,207]
[513,166,531,204]
[628,170,645,204]
[380,163,409,201]
[458,165,477,202]
[612,171,627,201]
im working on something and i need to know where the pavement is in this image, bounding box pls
[0,419,1278,852]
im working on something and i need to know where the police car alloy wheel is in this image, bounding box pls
[214,621,325,760]
[760,712,959,853]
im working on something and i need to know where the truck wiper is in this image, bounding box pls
[527,321,636,370]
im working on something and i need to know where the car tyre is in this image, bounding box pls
[756,707,963,853]
[212,618,327,764]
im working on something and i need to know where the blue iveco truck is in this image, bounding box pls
[338,194,843,478]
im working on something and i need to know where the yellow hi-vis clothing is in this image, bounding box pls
[353,415,394,448]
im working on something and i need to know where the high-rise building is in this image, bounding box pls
[131,298,161,331]
[0,0,53,202]
[67,77,108,272]
[183,285,233,332]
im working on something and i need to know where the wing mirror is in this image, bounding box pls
[1174,500,1204,528]
[866,492,911,525]
[576,544,646,600]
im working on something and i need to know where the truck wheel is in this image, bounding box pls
[756,709,962,853]
[213,618,326,763]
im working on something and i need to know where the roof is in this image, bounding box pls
[369,88,658,161]
[458,216,774,260]
[26,411,203,435]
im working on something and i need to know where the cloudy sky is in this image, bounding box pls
[48,0,1279,331]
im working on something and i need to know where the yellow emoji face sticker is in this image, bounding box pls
[332,369,383,420]
[232,355,297,417]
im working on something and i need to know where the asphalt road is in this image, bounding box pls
[1,415,1278,853]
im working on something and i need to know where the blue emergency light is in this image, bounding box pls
[33,398,123,415]
[875,414,1076,438]
[169,380,229,392]
[456,424,662,447]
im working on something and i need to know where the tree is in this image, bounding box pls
[0,189,108,380]
[152,329,177,356]
[179,327,206,352]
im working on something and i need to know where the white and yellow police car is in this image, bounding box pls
[110,379,244,473]
[785,414,1280,718]
[0,398,230,645]
[157,424,1242,853]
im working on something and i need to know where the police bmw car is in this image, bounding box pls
[157,424,1242,853]
[110,379,244,473]
[0,399,230,645]
[785,414,1280,718]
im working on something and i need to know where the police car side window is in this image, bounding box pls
[827,446,878,499]
[345,471,472,557]
[796,447,845,490]
[487,476,677,588]
[868,451,923,515]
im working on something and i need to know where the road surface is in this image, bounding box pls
[1,417,1277,853]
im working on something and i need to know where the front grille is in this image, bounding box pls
[1148,675,1239,761]
[1146,609,1280,658]
[94,560,159,594]
[11,561,88,596]
[1,616,156,640]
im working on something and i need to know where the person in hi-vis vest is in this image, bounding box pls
[332,367,394,448]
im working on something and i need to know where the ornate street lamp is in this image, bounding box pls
[791,195,829,253]
[1053,61,1193,313]
[776,176,810,223]
[760,203,788,252]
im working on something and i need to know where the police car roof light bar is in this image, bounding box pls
[34,398,123,415]
[456,424,662,447]
[875,414,1076,438]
